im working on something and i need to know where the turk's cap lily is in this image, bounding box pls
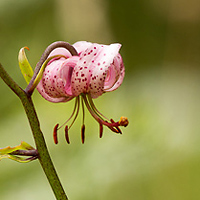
[35,41,128,143]
[37,41,125,101]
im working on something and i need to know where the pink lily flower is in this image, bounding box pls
[37,41,128,143]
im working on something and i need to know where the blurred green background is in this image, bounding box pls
[0,0,200,199]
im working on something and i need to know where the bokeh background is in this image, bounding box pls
[0,0,200,199]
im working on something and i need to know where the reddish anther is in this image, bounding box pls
[65,125,70,144]
[81,124,85,144]
[53,123,59,144]
[99,123,103,138]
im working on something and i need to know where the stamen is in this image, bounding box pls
[65,125,70,144]
[87,94,109,121]
[99,123,103,138]
[82,94,104,123]
[81,96,85,125]
[53,96,81,144]
[58,96,79,130]
[81,124,85,144]
[83,94,122,134]
[68,96,80,129]
[115,126,122,134]
[80,96,86,143]
[80,94,128,140]
[106,122,121,133]
[110,119,122,134]
[53,123,59,144]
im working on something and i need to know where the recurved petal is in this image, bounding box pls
[71,43,100,96]
[37,56,78,103]
[104,53,125,92]
[71,43,121,98]
[37,80,74,103]
[58,56,79,96]
[73,41,93,54]
[88,43,122,98]
[48,47,72,58]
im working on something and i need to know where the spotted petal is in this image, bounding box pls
[73,41,93,54]
[104,53,125,92]
[71,43,122,98]
[37,56,79,103]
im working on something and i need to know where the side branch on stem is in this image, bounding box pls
[10,149,38,157]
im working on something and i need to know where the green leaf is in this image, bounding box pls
[0,154,35,163]
[18,47,34,84]
[0,141,34,154]
[0,141,36,163]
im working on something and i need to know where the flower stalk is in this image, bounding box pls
[0,62,68,199]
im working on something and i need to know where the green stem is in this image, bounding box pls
[23,96,68,200]
[0,63,68,200]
